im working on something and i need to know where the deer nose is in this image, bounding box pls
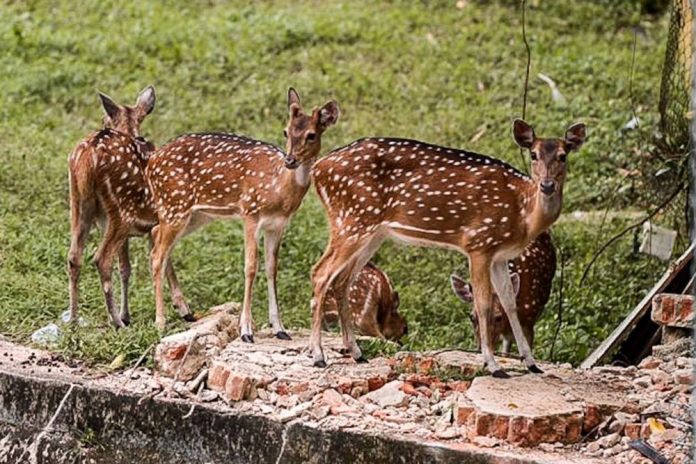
[540,180,556,195]
[285,156,299,169]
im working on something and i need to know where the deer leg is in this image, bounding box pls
[151,222,186,331]
[148,231,192,321]
[94,220,129,329]
[501,336,512,355]
[334,261,366,362]
[490,261,541,373]
[264,225,290,340]
[310,235,382,367]
[165,261,193,321]
[470,255,505,377]
[240,219,259,343]
[67,197,94,323]
[310,244,345,367]
[117,240,131,326]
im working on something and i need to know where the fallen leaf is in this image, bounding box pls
[109,354,126,370]
[647,417,666,434]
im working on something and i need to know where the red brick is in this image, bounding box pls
[565,413,583,443]
[652,294,694,328]
[367,376,386,392]
[583,403,601,432]
[455,403,476,425]
[207,364,230,392]
[401,382,417,396]
[447,380,471,393]
[624,423,641,440]
[474,413,494,437]
[491,415,509,439]
[508,416,530,446]
[225,375,251,401]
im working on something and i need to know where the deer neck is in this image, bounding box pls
[523,182,563,238]
[276,160,312,209]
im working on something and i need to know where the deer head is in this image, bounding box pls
[98,85,156,138]
[513,119,586,216]
[379,291,408,342]
[283,87,339,169]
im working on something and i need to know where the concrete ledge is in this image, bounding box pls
[0,362,568,464]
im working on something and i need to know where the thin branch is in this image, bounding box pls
[580,182,686,285]
[629,28,639,125]
[117,343,154,395]
[518,0,531,175]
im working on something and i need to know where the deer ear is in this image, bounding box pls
[564,122,586,151]
[288,87,301,109]
[510,272,521,295]
[136,85,156,116]
[450,274,473,302]
[98,92,120,120]
[318,100,339,129]
[512,119,535,149]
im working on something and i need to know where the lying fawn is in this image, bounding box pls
[324,262,407,342]
[310,119,585,376]
[67,87,191,327]
[147,88,339,336]
[451,231,556,353]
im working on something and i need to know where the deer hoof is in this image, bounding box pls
[241,334,255,344]
[528,364,544,374]
[182,313,196,323]
[355,355,369,364]
[314,360,327,368]
[119,315,130,326]
[275,331,291,340]
[492,369,511,379]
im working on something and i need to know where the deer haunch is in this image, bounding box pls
[323,262,407,342]
[451,231,556,353]
[309,120,585,376]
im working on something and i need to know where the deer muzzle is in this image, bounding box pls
[284,155,300,169]
[539,179,557,195]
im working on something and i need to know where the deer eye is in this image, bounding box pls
[306,132,316,142]
[283,129,288,138]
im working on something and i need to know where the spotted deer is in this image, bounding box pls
[323,262,407,342]
[309,119,585,377]
[147,88,339,336]
[67,86,191,328]
[451,231,556,353]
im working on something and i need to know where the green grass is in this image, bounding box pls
[0,0,682,367]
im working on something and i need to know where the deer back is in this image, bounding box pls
[146,133,306,225]
[313,138,533,256]
[69,129,157,232]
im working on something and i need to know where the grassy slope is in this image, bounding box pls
[0,0,674,365]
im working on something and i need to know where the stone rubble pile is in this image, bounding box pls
[577,336,693,464]
[148,307,694,462]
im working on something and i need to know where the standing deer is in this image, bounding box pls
[67,86,191,328]
[324,262,407,342]
[450,231,556,353]
[147,88,339,337]
[309,119,585,377]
